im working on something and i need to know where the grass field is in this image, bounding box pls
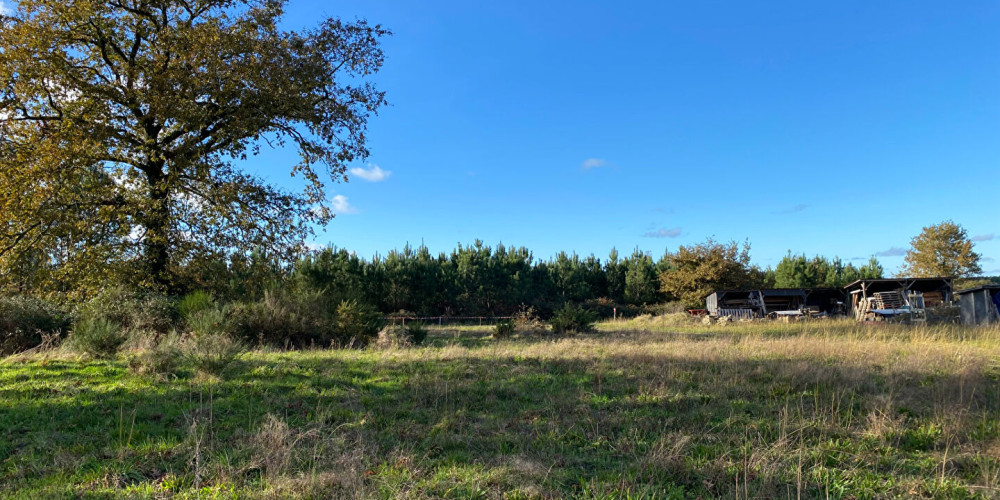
[3,320,1000,499]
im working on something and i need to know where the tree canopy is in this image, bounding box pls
[658,239,766,308]
[902,221,982,278]
[0,0,388,294]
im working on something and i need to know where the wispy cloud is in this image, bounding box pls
[643,227,682,238]
[0,1,11,15]
[349,163,391,182]
[875,247,906,257]
[581,158,610,170]
[774,203,808,215]
[972,233,995,242]
[982,256,996,262]
[330,195,357,215]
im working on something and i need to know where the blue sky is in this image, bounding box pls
[255,0,998,273]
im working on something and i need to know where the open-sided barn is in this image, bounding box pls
[705,277,955,321]
[705,288,846,319]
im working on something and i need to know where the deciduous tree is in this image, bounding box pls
[0,0,388,292]
[658,239,766,307]
[902,221,981,278]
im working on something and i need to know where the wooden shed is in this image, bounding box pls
[956,285,1000,326]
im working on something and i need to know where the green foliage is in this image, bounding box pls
[0,0,388,291]
[658,239,766,308]
[70,317,126,358]
[406,321,429,346]
[0,295,70,356]
[177,291,215,321]
[77,288,177,334]
[494,320,515,339]
[232,289,335,347]
[624,249,658,305]
[549,303,598,334]
[903,220,982,278]
[186,305,235,337]
[334,300,384,346]
[772,253,883,288]
[184,332,243,376]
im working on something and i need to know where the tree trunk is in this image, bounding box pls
[143,162,171,291]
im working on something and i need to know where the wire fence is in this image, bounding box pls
[383,316,515,327]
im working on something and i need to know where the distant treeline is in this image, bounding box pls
[3,238,891,315]
[172,241,886,317]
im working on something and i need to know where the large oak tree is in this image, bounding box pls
[0,0,387,293]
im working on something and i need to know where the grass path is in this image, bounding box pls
[2,323,1000,498]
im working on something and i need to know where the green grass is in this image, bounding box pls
[3,322,1000,498]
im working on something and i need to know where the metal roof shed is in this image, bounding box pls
[956,285,1000,326]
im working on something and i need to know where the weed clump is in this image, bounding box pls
[375,325,411,349]
[70,317,127,358]
[128,333,184,377]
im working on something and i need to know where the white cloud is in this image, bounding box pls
[875,247,906,257]
[643,227,682,238]
[0,2,11,15]
[972,233,995,242]
[581,158,608,170]
[349,163,391,182]
[330,194,357,215]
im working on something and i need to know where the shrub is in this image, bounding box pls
[549,303,597,334]
[232,289,336,347]
[513,305,547,333]
[494,320,515,339]
[406,321,428,346]
[77,288,177,334]
[71,317,127,358]
[177,291,215,321]
[184,332,243,376]
[0,296,70,356]
[186,304,234,337]
[128,333,183,377]
[334,300,384,346]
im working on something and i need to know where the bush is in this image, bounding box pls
[71,317,127,358]
[232,289,336,347]
[549,303,597,334]
[128,333,183,377]
[406,321,428,346]
[334,299,384,346]
[494,320,514,339]
[77,288,177,334]
[0,296,70,356]
[513,305,547,333]
[186,304,234,337]
[177,290,215,321]
[185,332,243,375]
